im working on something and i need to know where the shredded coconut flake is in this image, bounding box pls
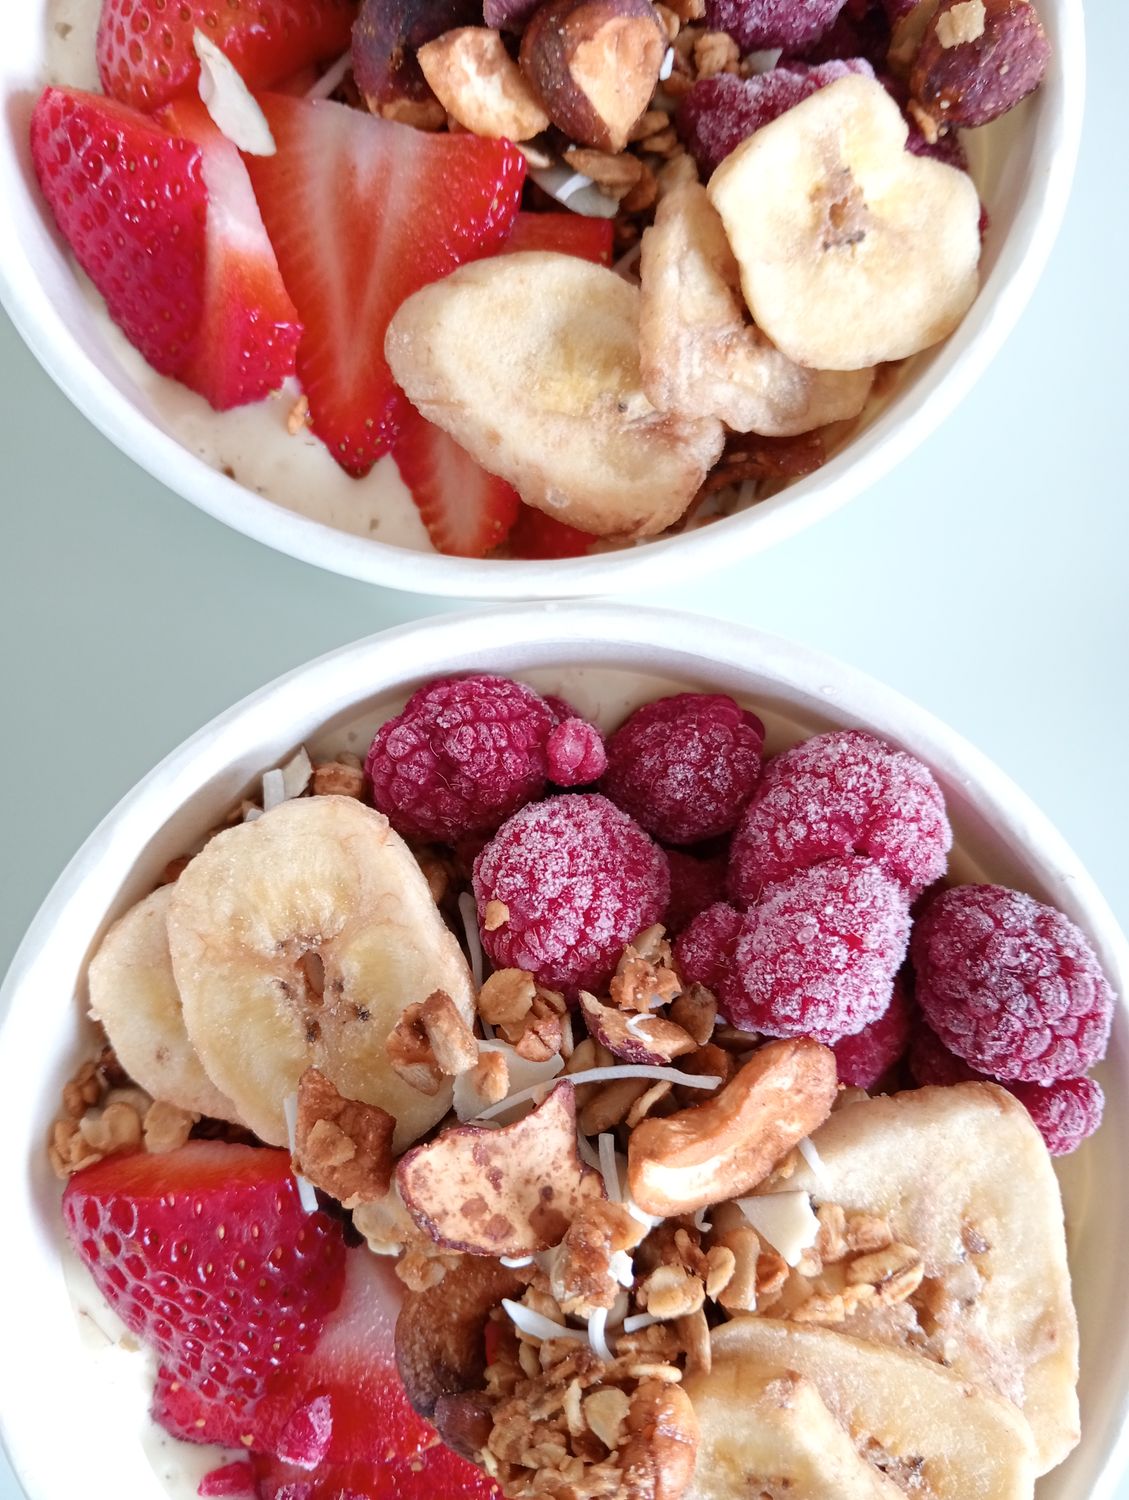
[626,1013,657,1035]
[474,1064,718,1123]
[306,51,352,99]
[622,1312,660,1333]
[797,1135,829,1183]
[500,1254,534,1268]
[692,1207,712,1233]
[588,1306,614,1362]
[609,1250,635,1288]
[262,768,286,813]
[280,747,313,801]
[193,29,276,155]
[503,1299,587,1343]
[577,1131,601,1170]
[598,1132,621,1203]
[528,164,619,219]
[282,1094,319,1215]
[659,45,675,79]
[459,892,485,990]
[612,241,643,281]
[626,1197,664,1232]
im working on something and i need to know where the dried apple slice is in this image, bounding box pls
[707,74,981,370]
[396,1080,604,1254]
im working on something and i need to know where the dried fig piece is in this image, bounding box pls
[909,0,1050,132]
[396,1256,527,1417]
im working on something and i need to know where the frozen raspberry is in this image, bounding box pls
[600,694,764,847]
[365,674,557,842]
[665,849,729,933]
[704,0,849,51]
[473,794,670,995]
[792,0,891,64]
[908,1019,987,1086]
[1007,1076,1105,1157]
[544,694,580,726]
[678,61,873,176]
[547,718,608,786]
[911,885,1115,1085]
[727,857,911,1044]
[729,729,950,905]
[832,977,912,1088]
[673,901,743,996]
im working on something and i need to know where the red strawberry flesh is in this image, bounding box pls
[63,1143,348,1444]
[244,94,526,475]
[503,212,614,265]
[392,405,521,558]
[31,87,207,379]
[161,98,302,410]
[97,0,357,113]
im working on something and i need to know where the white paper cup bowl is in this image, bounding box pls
[1,605,1125,1500]
[0,3,1084,598]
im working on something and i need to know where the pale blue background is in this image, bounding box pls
[1,0,1127,1494]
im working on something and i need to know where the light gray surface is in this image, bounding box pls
[1,2,1127,1495]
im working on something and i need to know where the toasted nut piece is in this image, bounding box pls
[846,1243,925,1305]
[397,1080,603,1254]
[620,1380,699,1500]
[564,146,644,198]
[580,992,696,1066]
[519,0,666,153]
[295,1066,396,1206]
[420,989,480,1076]
[668,984,716,1046]
[397,1256,528,1417]
[639,1263,705,1320]
[460,1050,511,1114]
[584,1386,632,1449]
[626,1080,674,1128]
[579,1076,651,1136]
[143,1100,196,1154]
[312,761,366,798]
[844,1212,894,1255]
[550,1198,644,1317]
[627,1039,838,1216]
[704,1243,736,1300]
[641,183,874,435]
[418,27,551,139]
[386,1002,445,1096]
[910,0,1050,131]
[483,899,511,932]
[479,968,537,1027]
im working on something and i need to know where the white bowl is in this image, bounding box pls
[1,604,1125,1500]
[0,5,1084,598]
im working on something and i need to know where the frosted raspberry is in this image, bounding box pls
[365,674,555,841]
[704,0,849,50]
[600,694,764,847]
[832,977,912,1088]
[547,718,608,786]
[792,0,891,64]
[673,901,743,996]
[908,1019,986,1086]
[678,60,875,179]
[665,849,729,934]
[473,794,670,995]
[911,885,1115,1084]
[1007,1076,1105,1157]
[727,857,911,1044]
[544,694,579,726]
[729,729,950,905]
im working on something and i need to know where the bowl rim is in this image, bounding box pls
[1,602,1128,1500]
[0,0,1086,598]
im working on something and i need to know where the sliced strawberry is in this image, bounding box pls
[252,1450,499,1500]
[31,87,207,379]
[244,95,526,475]
[63,1144,348,1445]
[97,0,357,112]
[503,211,614,265]
[160,98,301,409]
[392,406,520,558]
[507,504,596,559]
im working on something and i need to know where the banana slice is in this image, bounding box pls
[640,182,874,435]
[688,1363,903,1499]
[87,886,243,1123]
[693,1320,1038,1500]
[784,1083,1078,1473]
[167,796,476,1151]
[707,75,981,370]
[384,252,725,538]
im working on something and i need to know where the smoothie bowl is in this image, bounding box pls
[0,606,1127,1500]
[0,0,1083,597]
